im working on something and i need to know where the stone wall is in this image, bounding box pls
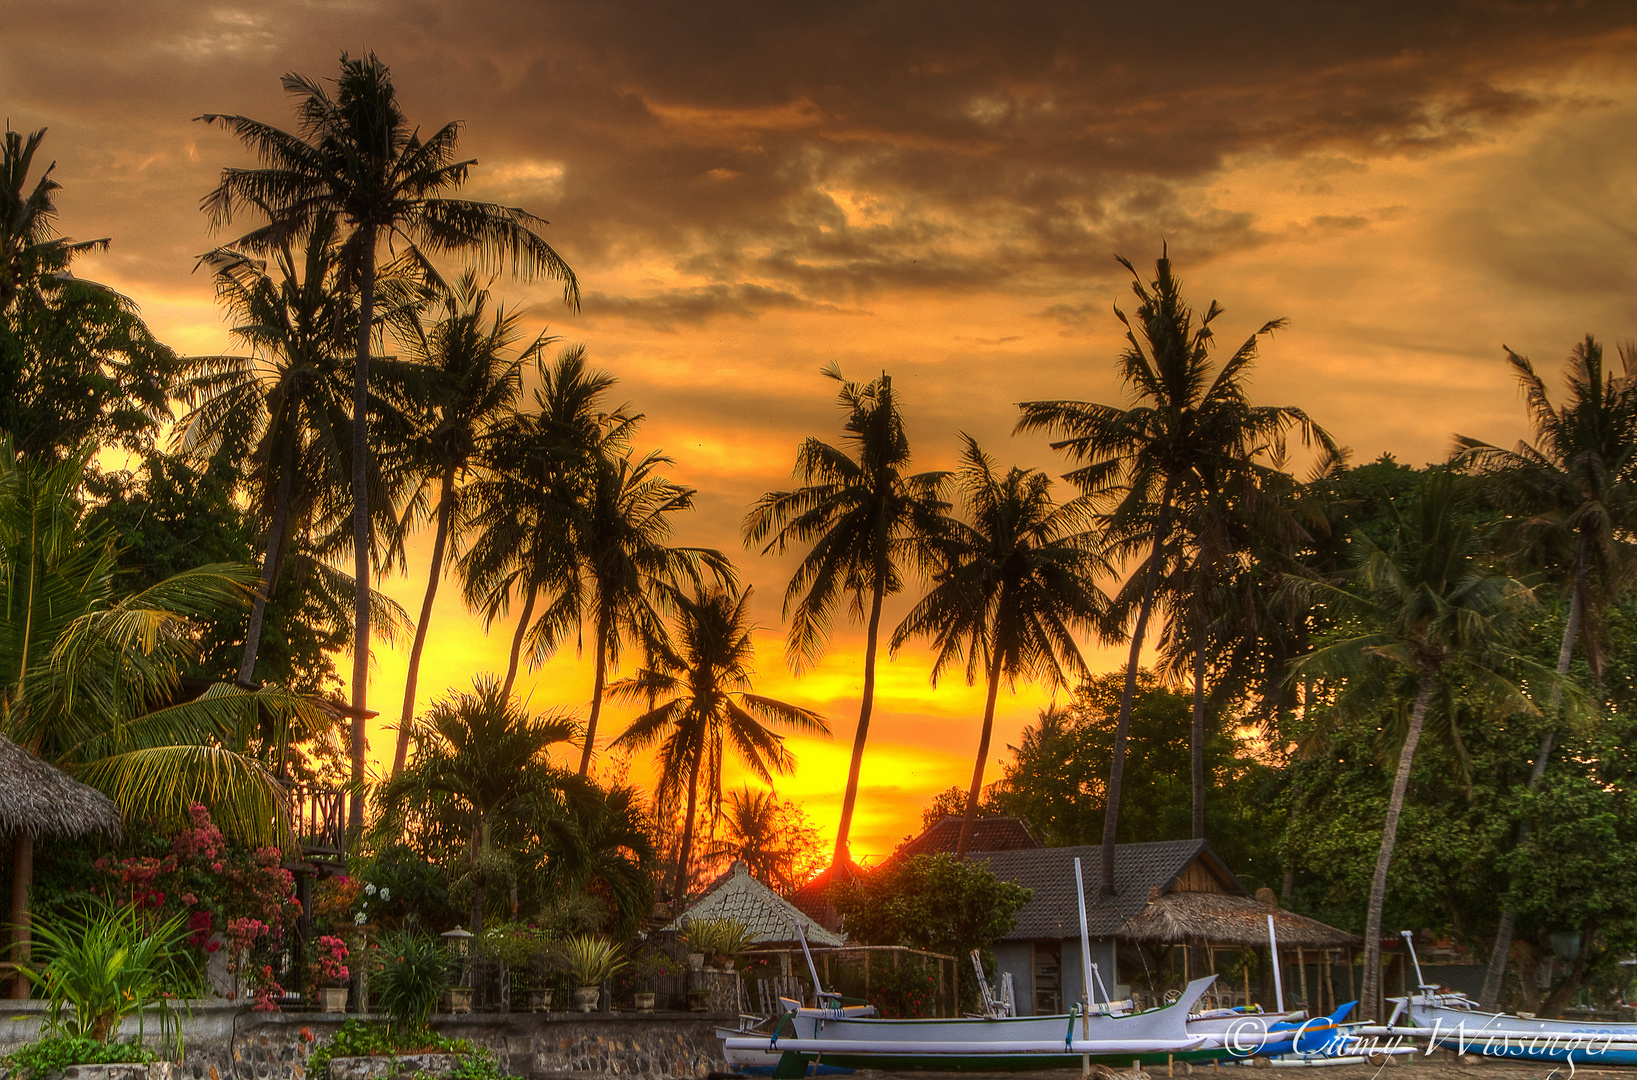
[0,994,737,1080]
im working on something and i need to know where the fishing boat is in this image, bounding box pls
[1357,932,1637,1065]
[722,975,1217,1074]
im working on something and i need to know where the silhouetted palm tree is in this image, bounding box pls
[744,365,951,865]
[199,52,580,824]
[387,274,550,778]
[375,675,577,931]
[893,437,1106,859]
[609,586,828,900]
[0,126,108,312]
[1455,336,1637,1006]
[1018,250,1330,892]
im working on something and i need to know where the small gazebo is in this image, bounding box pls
[0,735,124,997]
[1118,888,1357,1011]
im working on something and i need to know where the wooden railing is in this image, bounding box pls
[287,784,347,865]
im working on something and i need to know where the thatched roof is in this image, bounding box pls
[0,736,122,841]
[1117,890,1355,949]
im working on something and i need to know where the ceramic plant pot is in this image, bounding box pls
[573,985,601,1012]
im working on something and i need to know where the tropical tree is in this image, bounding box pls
[374,675,577,931]
[179,214,362,685]
[0,440,325,956]
[744,365,951,864]
[1017,250,1330,892]
[892,437,1106,859]
[387,274,549,777]
[199,51,580,824]
[1455,336,1637,1006]
[700,786,824,893]
[538,780,660,940]
[609,586,829,900]
[1291,471,1562,1020]
[458,348,640,698]
[1,126,177,461]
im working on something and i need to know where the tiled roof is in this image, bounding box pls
[885,815,1039,864]
[665,861,847,947]
[968,840,1246,941]
[786,855,864,930]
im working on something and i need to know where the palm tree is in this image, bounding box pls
[386,274,550,778]
[179,214,361,685]
[1454,336,1637,1006]
[0,126,108,313]
[458,348,640,698]
[609,586,829,900]
[892,437,1107,860]
[744,365,951,865]
[1291,471,1563,1020]
[374,675,577,931]
[701,786,822,893]
[199,52,580,825]
[538,780,660,940]
[1017,250,1331,893]
[567,451,732,776]
[0,439,327,953]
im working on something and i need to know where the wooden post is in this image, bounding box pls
[1297,946,1308,1008]
[823,952,830,987]
[1243,950,1251,1007]
[1324,949,1336,1014]
[1346,947,1355,1003]
[10,832,31,1000]
[894,949,900,970]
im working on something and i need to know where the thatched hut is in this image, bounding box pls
[1118,888,1357,1012]
[0,735,123,998]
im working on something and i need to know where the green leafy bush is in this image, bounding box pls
[5,1036,157,1080]
[369,931,452,1038]
[305,1019,471,1080]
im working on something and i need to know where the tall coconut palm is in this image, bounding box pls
[374,675,577,931]
[744,365,951,865]
[1455,336,1637,1006]
[701,786,822,893]
[1017,250,1331,893]
[892,437,1107,860]
[386,274,550,778]
[609,586,829,900]
[179,213,362,685]
[1291,471,1565,1020]
[458,348,640,698]
[199,52,580,825]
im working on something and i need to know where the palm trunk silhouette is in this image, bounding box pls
[393,464,457,778]
[239,436,294,685]
[1101,494,1171,895]
[348,230,376,830]
[672,742,705,900]
[955,644,1006,861]
[833,576,885,866]
[502,584,538,699]
[578,610,610,776]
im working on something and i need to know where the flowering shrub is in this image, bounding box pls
[316,936,350,986]
[89,804,299,1000]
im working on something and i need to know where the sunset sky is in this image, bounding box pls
[7,1,1637,863]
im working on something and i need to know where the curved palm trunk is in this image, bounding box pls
[1479,529,1590,1008]
[833,577,885,866]
[239,436,295,685]
[955,645,1006,861]
[1101,494,1171,895]
[578,610,611,776]
[392,464,457,779]
[348,232,377,831]
[1191,610,1207,841]
[671,743,705,901]
[501,584,538,698]
[1360,672,1439,1022]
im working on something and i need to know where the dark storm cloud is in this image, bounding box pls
[3,0,1633,304]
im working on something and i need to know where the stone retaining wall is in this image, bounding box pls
[0,993,736,1080]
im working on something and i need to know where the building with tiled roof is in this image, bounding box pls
[884,814,1039,865]
[665,860,846,947]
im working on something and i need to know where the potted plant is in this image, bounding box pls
[316,935,351,1013]
[711,918,752,972]
[564,934,625,1013]
[525,938,567,1012]
[679,919,716,971]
